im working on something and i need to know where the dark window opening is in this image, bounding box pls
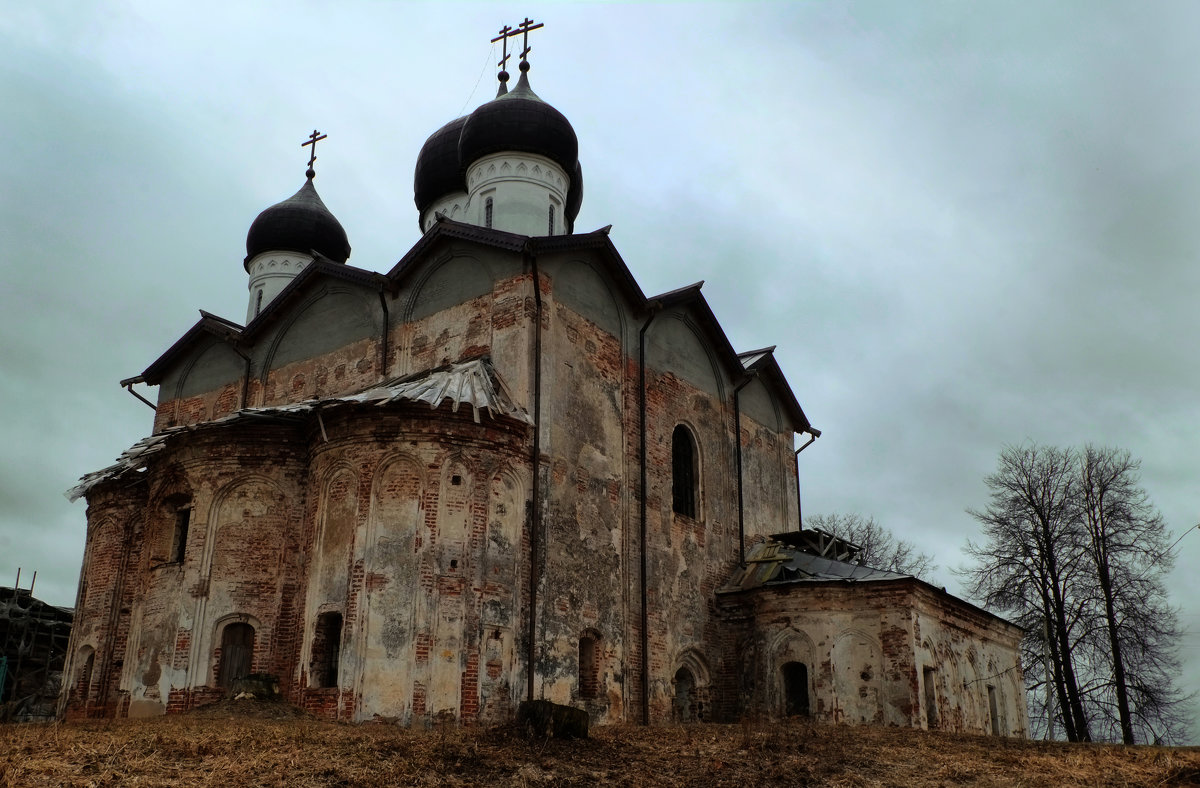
[485,197,494,228]
[218,623,255,689]
[672,425,698,518]
[548,204,555,235]
[923,666,938,729]
[782,661,810,717]
[311,612,343,689]
[172,508,190,563]
[987,685,1000,735]
[451,475,462,486]
[579,631,600,699]
[254,288,264,317]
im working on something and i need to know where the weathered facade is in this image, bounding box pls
[63,34,1027,736]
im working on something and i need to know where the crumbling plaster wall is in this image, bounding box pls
[720,580,1026,737]
[80,239,807,726]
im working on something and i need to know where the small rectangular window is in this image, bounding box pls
[172,508,190,563]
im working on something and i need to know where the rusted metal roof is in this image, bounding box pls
[719,536,909,594]
[67,358,529,502]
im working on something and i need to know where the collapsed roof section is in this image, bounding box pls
[719,533,910,593]
[68,358,530,501]
[0,587,73,722]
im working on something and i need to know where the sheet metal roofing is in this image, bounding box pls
[719,537,910,594]
[67,358,529,502]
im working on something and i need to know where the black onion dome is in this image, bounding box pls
[414,115,468,214]
[245,178,351,268]
[458,70,578,180]
[565,160,583,227]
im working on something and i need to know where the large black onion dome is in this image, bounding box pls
[414,115,468,214]
[565,160,583,229]
[245,178,351,268]
[458,70,578,180]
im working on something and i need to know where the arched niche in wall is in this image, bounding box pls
[358,453,427,719]
[770,627,817,719]
[831,629,883,725]
[260,285,380,385]
[484,469,524,592]
[671,647,712,722]
[403,252,495,323]
[551,258,625,338]
[312,464,359,610]
[645,312,725,401]
[172,336,245,403]
[205,476,290,615]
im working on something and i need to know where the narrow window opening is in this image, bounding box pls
[671,425,698,518]
[172,507,190,563]
[987,685,1001,735]
[218,623,255,688]
[450,559,458,570]
[311,612,343,689]
[579,630,600,699]
[254,288,264,317]
[451,475,462,486]
[485,197,494,228]
[781,661,810,717]
[923,665,938,729]
[548,204,555,235]
[77,649,95,702]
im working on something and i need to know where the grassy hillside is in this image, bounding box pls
[2,702,1197,787]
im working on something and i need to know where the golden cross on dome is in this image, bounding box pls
[301,129,327,179]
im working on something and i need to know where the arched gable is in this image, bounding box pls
[646,312,725,399]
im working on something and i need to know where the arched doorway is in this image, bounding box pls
[673,666,696,721]
[218,623,255,688]
[781,661,809,717]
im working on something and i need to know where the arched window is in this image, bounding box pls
[579,629,601,699]
[485,197,494,228]
[548,204,555,235]
[781,661,810,717]
[218,623,255,688]
[311,612,343,689]
[254,288,264,317]
[672,425,698,518]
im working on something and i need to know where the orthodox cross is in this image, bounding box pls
[492,24,513,72]
[491,17,544,68]
[301,129,326,178]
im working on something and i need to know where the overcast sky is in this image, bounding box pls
[3,1,1197,740]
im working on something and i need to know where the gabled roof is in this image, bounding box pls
[140,311,245,385]
[137,216,815,436]
[737,346,812,433]
[71,358,529,501]
[239,256,386,342]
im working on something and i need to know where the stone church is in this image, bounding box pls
[62,25,1027,736]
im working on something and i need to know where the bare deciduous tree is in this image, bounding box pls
[959,443,1192,744]
[804,513,936,578]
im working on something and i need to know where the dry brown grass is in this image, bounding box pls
[2,705,1198,787]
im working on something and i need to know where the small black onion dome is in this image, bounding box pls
[458,69,578,182]
[414,115,469,215]
[565,160,583,229]
[244,178,351,268]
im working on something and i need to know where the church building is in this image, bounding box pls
[62,22,1027,736]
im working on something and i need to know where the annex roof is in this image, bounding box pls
[69,358,529,501]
